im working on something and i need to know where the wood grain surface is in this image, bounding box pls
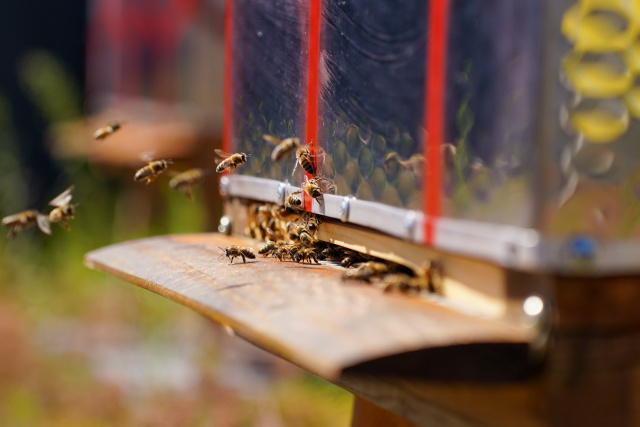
[84,233,533,380]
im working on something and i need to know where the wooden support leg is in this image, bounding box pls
[351,396,420,427]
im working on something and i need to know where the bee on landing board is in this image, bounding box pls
[134,152,173,184]
[2,210,50,239]
[48,186,76,230]
[169,168,208,200]
[215,149,248,173]
[219,246,256,264]
[93,121,122,140]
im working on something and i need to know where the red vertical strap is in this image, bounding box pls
[222,0,233,153]
[424,0,449,244]
[304,0,321,211]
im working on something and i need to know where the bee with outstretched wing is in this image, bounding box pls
[48,186,76,230]
[134,151,173,184]
[2,210,50,239]
[214,149,248,173]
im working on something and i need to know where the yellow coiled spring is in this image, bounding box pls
[562,0,640,142]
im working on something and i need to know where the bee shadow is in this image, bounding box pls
[228,260,258,266]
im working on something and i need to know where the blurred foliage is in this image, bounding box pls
[18,50,83,125]
[0,50,352,426]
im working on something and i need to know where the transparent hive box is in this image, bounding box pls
[223,0,640,274]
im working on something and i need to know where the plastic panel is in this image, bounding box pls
[316,0,428,209]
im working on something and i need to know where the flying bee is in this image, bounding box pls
[2,210,50,239]
[169,168,208,200]
[219,246,256,264]
[215,149,248,173]
[263,135,301,162]
[48,186,76,230]
[134,152,173,184]
[93,120,122,140]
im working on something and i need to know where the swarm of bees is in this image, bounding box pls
[238,201,438,296]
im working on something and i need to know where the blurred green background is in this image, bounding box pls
[0,46,352,427]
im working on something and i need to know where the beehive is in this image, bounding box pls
[224,0,640,274]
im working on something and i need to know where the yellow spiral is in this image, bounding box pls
[562,0,640,142]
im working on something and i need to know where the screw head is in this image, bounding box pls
[568,235,598,260]
[340,197,350,222]
[219,176,230,197]
[277,184,286,205]
[404,211,417,240]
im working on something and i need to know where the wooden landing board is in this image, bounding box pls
[84,233,534,380]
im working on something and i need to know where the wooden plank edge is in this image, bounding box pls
[84,250,345,380]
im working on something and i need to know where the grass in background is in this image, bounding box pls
[0,50,352,426]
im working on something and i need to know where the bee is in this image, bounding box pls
[215,149,248,173]
[2,210,50,239]
[304,213,321,234]
[274,245,292,261]
[319,245,342,261]
[295,145,317,175]
[294,248,319,264]
[48,186,75,230]
[93,120,122,140]
[382,274,428,294]
[312,175,336,194]
[342,262,389,282]
[286,243,304,259]
[169,168,208,200]
[383,153,426,175]
[293,176,324,201]
[134,152,173,184]
[285,193,303,210]
[286,221,302,241]
[219,246,256,264]
[259,240,285,257]
[341,250,369,268]
[299,228,316,247]
[263,135,301,162]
